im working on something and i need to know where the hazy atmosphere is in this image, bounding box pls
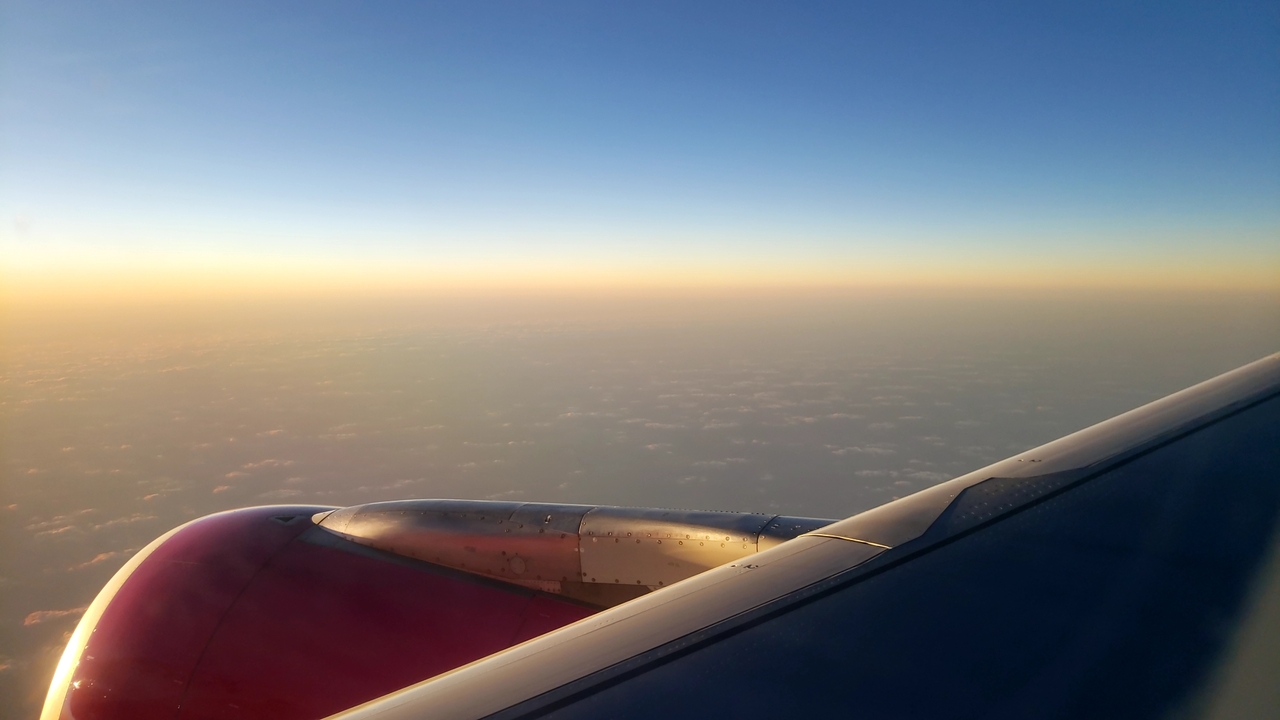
[2,1,1278,717]
[4,293,1278,713]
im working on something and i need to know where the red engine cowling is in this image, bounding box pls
[41,506,596,720]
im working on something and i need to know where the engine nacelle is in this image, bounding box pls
[42,501,831,720]
[40,505,595,720]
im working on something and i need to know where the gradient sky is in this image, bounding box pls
[2,1,1278,296]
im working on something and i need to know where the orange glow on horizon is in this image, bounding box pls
[4,252,1278,309]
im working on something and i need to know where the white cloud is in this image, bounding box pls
[23,607,88,626]
[258,489,303,499]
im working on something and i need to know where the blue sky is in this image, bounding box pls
[2,1,1277,291]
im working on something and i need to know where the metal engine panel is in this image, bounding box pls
[316,500,833,604]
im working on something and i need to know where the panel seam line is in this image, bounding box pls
[803,533,892,549]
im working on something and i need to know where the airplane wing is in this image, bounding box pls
[41,353,1280,720]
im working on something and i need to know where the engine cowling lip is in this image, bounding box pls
[40,522,184,720]
[39,504,335,720]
